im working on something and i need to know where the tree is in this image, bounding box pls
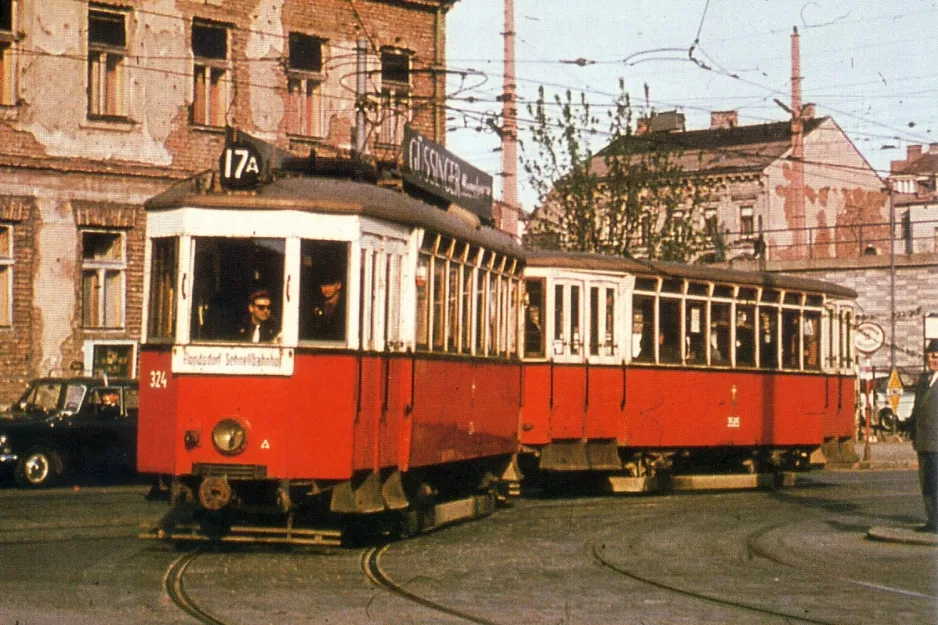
[523,81,717,263]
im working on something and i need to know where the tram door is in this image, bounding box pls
[353,235,408,472]
[548,280,587,439]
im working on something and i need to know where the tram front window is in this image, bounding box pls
[190,237,285,343]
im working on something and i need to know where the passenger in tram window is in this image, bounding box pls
[524,304,544,357]
[308,268,346,341]
[735,307,756,366]
[238,289,280,343]
[759,311,779,369]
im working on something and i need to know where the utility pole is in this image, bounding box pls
[501,0,519,235]
[889,181,896,369]
[790,26,806,257]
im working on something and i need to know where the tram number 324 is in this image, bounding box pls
[727,416,741,428]
[149,370,168,389]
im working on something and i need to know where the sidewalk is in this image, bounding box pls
[853,438,918,470]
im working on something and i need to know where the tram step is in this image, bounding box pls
[138,522,342,546]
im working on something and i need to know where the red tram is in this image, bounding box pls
[520,252,857,489]
[138,138,525,543]
[138,135,859,544]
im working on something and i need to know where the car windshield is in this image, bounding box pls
[18,382,62,412]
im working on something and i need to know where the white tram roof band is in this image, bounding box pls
[146,172,524,260]
[526,250,857,300]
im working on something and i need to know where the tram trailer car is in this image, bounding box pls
[138,146,525,544]
[520,252,857,487]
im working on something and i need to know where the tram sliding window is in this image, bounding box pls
[685,301,706,364]
[759,307,780,369]
[189,237,285,342]
[658,298,681,364]
[147,237,177,341]
[782,309,801,369]
[631,294,655,362]
[803,310,821,370]
[710,302,731,365]
[524,279,545,357]
[299,240,348,342]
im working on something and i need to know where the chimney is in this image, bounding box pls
[801,103,815,119]
[710,110,738,129]
[929,143,938,154]
[908,144,923,160]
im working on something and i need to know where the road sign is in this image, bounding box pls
[855,321,885,354]
[886,367,902,413]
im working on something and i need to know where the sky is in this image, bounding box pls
[444,0,938,212]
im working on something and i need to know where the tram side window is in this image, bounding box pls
[710,302,731,365]
[632,295,655,362]
[759,307,779,369]
[524,279,545,357]
[147,237,177,341]
[735,303,756,367]
[685,301,706,364]
[415,255,430,350]
[782,309,801,369]
[659,298,681,364]
[190,237,285,342]
[804,310,821,370]
[299,240,348,342]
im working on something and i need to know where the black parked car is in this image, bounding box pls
[0,377,138,487]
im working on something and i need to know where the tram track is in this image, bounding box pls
[362,544,506,625]
[164,548,230,625]
[745,521,937,600]
[589,539,849,625]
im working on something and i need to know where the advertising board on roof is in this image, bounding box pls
[401,126,493,223]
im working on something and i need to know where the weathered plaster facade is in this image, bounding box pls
[763,118,888,260]
[0,0,454,405]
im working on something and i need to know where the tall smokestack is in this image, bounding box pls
[790,26,806,255]
[502,0,519,221]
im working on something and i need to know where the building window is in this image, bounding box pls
[0,0,16,106]
[704,207,718,236]
[86,341,136,377]
[286,33,324,138]
[377,49,410,145]
[739,205,754,237]
[191,21,229,127]
[0,224,11,326]
[87,7,128,119]
[82,231,125,329]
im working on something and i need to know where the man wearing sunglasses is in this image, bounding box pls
[909,339,938,532]
[238,289,280,343]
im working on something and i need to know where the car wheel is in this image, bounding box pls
[878,409,897,435]
[15,448,61,488]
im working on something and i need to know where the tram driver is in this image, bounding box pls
[238,289,280,343]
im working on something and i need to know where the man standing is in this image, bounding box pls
[238,289,279,343]
[908,339,938,532]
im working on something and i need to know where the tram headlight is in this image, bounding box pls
[211,419,247,456]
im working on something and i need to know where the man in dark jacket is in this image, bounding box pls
[237,289,280,343]
[908,339,938,532]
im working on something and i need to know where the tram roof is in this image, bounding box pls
[525,251,857,299]
[145,172,524,259]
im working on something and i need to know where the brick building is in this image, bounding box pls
[0,0,455,405]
